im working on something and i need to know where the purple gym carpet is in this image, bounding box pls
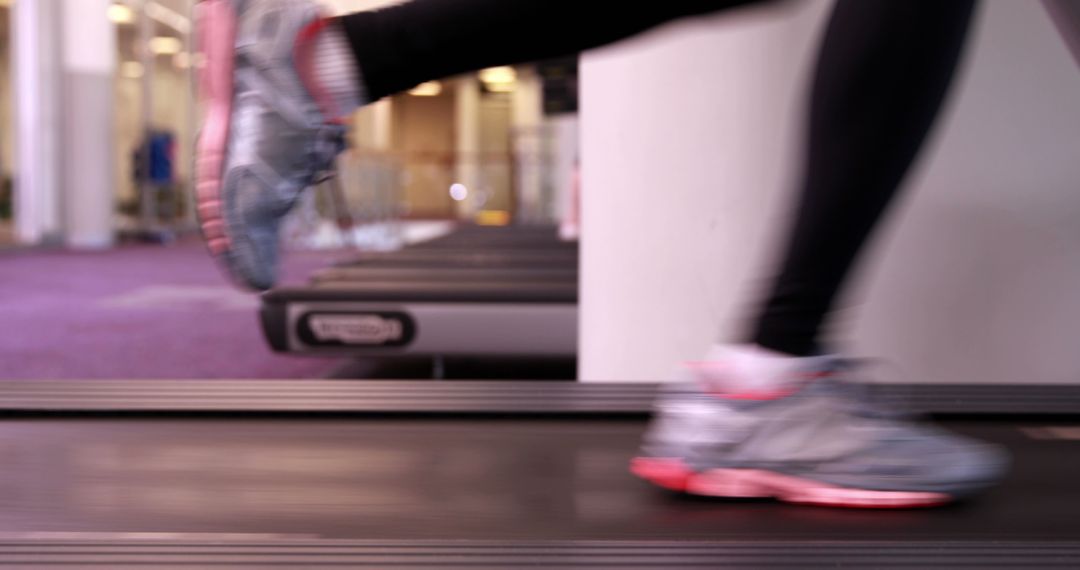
[0,239,348,380]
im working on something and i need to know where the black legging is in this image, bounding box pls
[337,0,979,357]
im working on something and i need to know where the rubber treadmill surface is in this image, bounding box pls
[333,251,578,270]
[263,280,579,303]
[0,417,1074,541]
[310,266,579,283]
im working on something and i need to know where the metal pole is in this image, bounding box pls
[12,0,63,244]
[184,0,198,232]
[138,0,157,237]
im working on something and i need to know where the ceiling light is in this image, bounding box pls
[449,183,468,201]
[149,36,183,56]
[408,81,443,96]
[479,66,516,85]
[108,4,136,25]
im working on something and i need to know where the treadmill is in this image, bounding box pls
[261,225,579,358]
[2,379,1079,567]
[83,227,1063,565]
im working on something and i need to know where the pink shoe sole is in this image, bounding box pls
[194,0,237,257]
[630,457,952,509]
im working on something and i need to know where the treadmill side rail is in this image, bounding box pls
[267,301,578,356]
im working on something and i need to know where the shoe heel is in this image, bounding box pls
[630,457,693,492]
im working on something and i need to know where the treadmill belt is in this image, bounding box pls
[310,266,579,284]
[0,417,1075,542]
[333,250,578,269]
[263,280,578,303]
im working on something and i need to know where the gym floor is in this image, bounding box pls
[0,237,577,381]
[0,239,344,380]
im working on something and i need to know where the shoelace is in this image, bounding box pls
[820,358,917,421]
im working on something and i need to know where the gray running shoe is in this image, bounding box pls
[195,0,344,290]
[632,360,1008,508]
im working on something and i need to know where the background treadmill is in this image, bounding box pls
[261,226,579,374]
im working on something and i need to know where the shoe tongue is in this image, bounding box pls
[686,354,836,398]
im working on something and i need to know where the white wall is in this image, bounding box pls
[579,1,824,381]
[579,0,1080,384]
[846,0,1080,385]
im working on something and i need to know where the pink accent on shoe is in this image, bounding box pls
[632,459,952,509]
[629,457,693,492]
[198,200,223,221]
[194,0,237,255]
[687,468,951,508]
[208,238,230,255]
[294,17,347,124]
[201,220,225,239]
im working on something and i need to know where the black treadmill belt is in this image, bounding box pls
[0,417,1076,561]
[331,256,578,269]
[310,266,578,284]
[412,239,576,249]
[412,235,577,249]
[420,226,569,247]
[335,252,579,270]
[415,241,577,250]
[347,247,578,258]
[263,281,579,303]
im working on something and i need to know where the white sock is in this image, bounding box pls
[310,25,366,117]
[687,344,832,395]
